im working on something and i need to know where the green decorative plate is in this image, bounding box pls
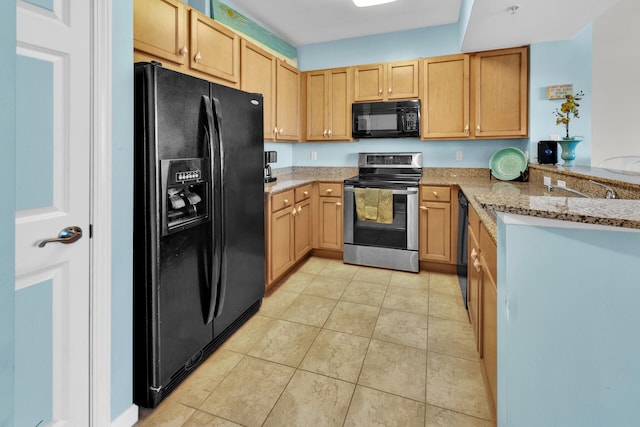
[489,147,528,181]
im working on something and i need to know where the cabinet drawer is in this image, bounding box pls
[295,184,312,202]
[271,189,294,213]
[318,182,341,197]
[421,186,451,202]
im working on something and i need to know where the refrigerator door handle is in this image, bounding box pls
[202,95,221,325]
[210,96,227,318]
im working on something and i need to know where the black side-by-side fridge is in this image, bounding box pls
[133,62,265,408]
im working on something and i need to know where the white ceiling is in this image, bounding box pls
[221,0,619,51]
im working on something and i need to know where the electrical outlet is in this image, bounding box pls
[310,151,317,161]
[543,176,551,188]
[456,150,463,161]
[557,180,566,188]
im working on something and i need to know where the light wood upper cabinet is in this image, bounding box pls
[473,46,528,138]
[354,60,418,102]
[387,60,419,99]
[134,0,187,65]
[354,63,384,101]
[241,40,276,141]
[306,67,352,141]
[189,9,239,84]
[275,60,301,141]
[421,54,470,139]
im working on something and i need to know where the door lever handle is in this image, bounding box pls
[38,226,83,248]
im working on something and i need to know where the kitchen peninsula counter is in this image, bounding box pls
[421,165,640,242]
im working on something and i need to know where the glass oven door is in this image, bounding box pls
[344,185,419,250]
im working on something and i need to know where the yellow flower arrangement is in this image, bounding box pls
[554,90,584,139]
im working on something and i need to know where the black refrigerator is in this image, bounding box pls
[133,62,265,408]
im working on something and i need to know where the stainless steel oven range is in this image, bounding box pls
[343,152,422,272]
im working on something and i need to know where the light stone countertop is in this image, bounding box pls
[264,166,640,243]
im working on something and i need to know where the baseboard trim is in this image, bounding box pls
[111,404,138,427]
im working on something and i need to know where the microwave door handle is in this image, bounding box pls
[201,95,221,325]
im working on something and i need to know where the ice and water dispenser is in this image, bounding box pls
[161,158,210,235]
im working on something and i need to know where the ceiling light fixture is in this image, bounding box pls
[353,0,396,8]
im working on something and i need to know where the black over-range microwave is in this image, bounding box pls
[352,99,420,138]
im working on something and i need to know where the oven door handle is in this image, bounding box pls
[344,186,418,196]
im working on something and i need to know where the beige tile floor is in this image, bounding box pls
[136,257,494,427]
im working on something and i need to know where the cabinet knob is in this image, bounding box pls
[327,129,332,137]
[291,207,297,216]
[303,191,309,196]
[279,128,283,135]
[464,125,469,135]
[471,248,478,260]
[473,259,481,272]
[476,124,481,132]
[323,129,328,137]
[388,88,392,94]
[420,206,429,211]
[194,52,202,63]
[325,188,333,194]
[378,89,382,96]
[297,206,302,213]
[336,202,342,207]
[283,199,289,204]
[180,46,188,56]
[432,191,438,197]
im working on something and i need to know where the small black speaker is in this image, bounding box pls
[538,141,558,164]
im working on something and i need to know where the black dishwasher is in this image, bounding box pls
[457,191,468,308]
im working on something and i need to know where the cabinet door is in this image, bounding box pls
[269,206,295,283]
[294,199,312,260]
[189,9,239,84]
[467,224,481,351]
[354,63,384,101]
[387,59,419,99]
[328,68,351,140]
[276,60,301,141]
[419,202,451,262]
[473,47,528,137]
[422,54,470,139]
[134,0,187,65]
[241,40,276,140]
[306,70,329,141]
[318,197,343,250]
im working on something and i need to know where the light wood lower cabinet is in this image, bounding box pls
[467,203,497,420]
[316,183,343,251]
[293,185,313,259]
[267,190,295,286]
[419,186,452,263]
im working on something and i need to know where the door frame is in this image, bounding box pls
[90,0,114,424]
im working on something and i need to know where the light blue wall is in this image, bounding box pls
[0,1,16,425]
[528,25,592,165]
[497,215,640,426]
[112,0,134,421]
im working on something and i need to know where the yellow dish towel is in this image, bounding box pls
[354,188,366,221]
[364,188,379,220]
[354,188,393,224]
[377,189,393,224]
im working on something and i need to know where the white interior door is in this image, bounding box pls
[15,1,92,425]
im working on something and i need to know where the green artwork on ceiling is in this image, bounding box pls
[211,0,297,60]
